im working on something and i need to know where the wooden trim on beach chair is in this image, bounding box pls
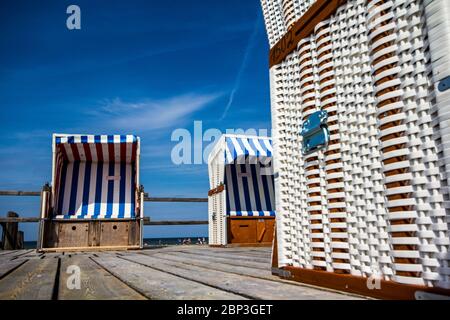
[208,184,225,197]
[269,0,347,67]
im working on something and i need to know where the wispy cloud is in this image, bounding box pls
[91,92,223,132]
[221,9,262,120]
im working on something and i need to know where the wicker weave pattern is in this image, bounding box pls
[262,0,450,289]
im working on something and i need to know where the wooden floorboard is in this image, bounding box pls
[92,254,245,300]
[142,252,275,280]
[0,247,364,300]
[58,255,146,300]
[148,250,270,271]
[0,258,58,300]
[120,253,358,300]
[190,248,272,259]
[163,249,270,264]
[0,260,28,279]
[0,250,16,256]
[171,249,270,264]
[0,250,34,262]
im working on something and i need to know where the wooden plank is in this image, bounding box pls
[142,246,272,260]
[206,248,273,258]
[143,250,270,270]
[0,218,205,226]
[0,191,207,202]
[146,252,276,280]
[0,260,28,279]
[92,254,245,300]
[0,258,58,300]
[39,245,141,252]
[145,220,208,225]
[0,250,20,256]
[13,251,44,260]
[0,190,40,196]
[0,217,40,223]
[58,255,146,300]
[0,217,207,225]
[0,250,34,263]
[120,253,359,300]
[144,197,207,203]
[175,248,270,264]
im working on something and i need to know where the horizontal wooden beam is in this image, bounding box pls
[0,216,207,226]
[144,220,208,226]
[0,190,40,196]
[144,197,207,203]
[278,266,450,300]
[0,217,40,223]
[269,0,346,67]
[0,191,208,203]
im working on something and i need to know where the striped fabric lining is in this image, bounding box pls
[225,136,272,164]
[53,135,138,219]
[224,161,275,217]
[55,135,137,163]
[229,211,276,217]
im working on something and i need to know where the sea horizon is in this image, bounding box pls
[20,236,209,249]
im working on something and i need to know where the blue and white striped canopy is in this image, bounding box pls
[224,136,273,164]
[221,136,275,217]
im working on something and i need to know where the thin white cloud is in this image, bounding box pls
[94,92,223,132]
[221,10,262,120]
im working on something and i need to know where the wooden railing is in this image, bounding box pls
[0,190,208,226]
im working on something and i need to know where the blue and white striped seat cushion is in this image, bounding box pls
[53,135,138,219]
[225,161,275,217]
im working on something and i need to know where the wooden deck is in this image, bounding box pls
[0,246,365,300]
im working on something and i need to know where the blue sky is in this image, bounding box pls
[0,0,271,240]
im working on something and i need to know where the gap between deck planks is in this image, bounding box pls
[117,252,360,300]
[147,250,271,271]
[137,251,276,280]
[147,247,271,264]
[92,255,245,300]
[58,255,146,300]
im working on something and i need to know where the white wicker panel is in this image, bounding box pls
[262,0,450,289]
[423,0,450,289]
[261,0,317,47]
[207,141,227,246]
[261,0,287,47]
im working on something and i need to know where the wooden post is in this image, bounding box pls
[17,231,24,249]
[1,211,19,250]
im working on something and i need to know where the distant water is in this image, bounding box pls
[22,237,208,249]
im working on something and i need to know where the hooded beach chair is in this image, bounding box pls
[208,134,276,246]
[38,134,144,251]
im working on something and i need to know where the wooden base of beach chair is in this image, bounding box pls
[38,219,143,252]
[226,217,275,245]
